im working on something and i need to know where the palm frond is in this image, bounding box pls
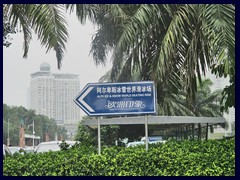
[29,4,68,69]
[9,4,32,58]
[66,4,98,24]
[204,4,235,77]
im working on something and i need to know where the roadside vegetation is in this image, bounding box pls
[3,104,68,145]
[3,138,234,176]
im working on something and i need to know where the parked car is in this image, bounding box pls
[34,141,79,153]
[149,140,167,144]
[8,146,22,154]
[3,144,12,158]
[126,139,167,148]
[8,146,35,155]
[126,141,145,148]
[25,146,35,153]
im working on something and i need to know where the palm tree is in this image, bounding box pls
[189,78,222,140]
[86,4,234,112]
[3,4,234,112]
[3,4,68,69]
[204,4,235,112]
[191,79,222,117]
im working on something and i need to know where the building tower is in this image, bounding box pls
[30,62,81,131]
[30,62,55,119]
[53,73,81,125]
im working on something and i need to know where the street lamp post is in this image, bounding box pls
[7,118,10,146]
[28,120,35,147]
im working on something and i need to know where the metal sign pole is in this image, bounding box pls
[33,120,35,147]
[98,117,101,155]
[145,115,148,151]
[7,118,10,146]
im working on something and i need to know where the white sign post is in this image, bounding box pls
[98,117,101,155]
[145,115,149,151]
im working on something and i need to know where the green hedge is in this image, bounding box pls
[3,138,235,176]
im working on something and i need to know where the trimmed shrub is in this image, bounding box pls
[3,138,235,176]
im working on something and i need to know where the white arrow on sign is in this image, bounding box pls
[79,86,95,112]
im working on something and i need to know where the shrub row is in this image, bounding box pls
[3,138,235,176]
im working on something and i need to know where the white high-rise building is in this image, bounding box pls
[30,62,81,127]
[53,73,81,125]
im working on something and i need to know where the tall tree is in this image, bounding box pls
[3,104,66,145]
[204,4,235,112]
[190,78,222,140]
[3,4,234,112]
[190,79,222,117]
[87,4,234,112]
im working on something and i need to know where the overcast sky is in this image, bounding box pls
[3,13,112,115]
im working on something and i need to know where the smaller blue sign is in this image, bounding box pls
[74,81,156,116]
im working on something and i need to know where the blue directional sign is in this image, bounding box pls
[74,81,156,116]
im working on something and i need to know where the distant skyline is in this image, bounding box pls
[3,14,112,116]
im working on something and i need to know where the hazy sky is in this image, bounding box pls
[3,13,112,115]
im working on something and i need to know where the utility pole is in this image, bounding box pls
[7,118,10,146]
[28,120,35,147]
[33,120,35,147]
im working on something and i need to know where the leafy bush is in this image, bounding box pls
[3,138,235,176]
